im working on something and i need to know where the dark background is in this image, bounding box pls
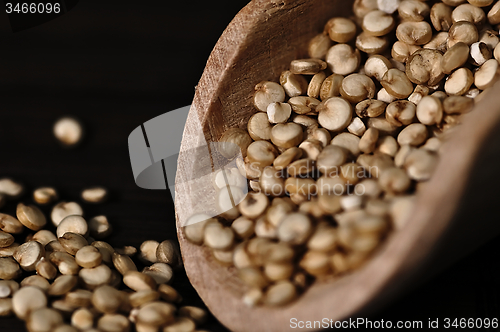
[0,1,499,331]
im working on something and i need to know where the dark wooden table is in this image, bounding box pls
[0,1,499,331]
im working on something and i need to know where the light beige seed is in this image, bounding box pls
[425,32,451,53]
[247,112,272,141]
[381,69,414,99]
[87,215,113,239]
[35,258,57,280]
[377,88,397,103]
[48,275,78,296]
[218,128,252,159]
[231,217,255,240]
[71,308,94,330]
[279,71,308,97]
[31,230,57,247]
[158,284,182,303]
[0,178,23,198]
[307,71,327,98]
[355,99,387,119]
[254,216,278,239]
[270,123,303,149]
[324,17,357,42]
[97,314,130,332]
[0,280,18,298]
[416,96,443,125]
[247,140,279,168]
[452,4,485,26]
[339,73,375,103]
[363,10,395,36]
[238,267,269,288]
[178,306,207,326]
[50,299,77,316]
[367,116,398,135]
[92,285,123,314]
[203,222,235,251]
[489,1,500,24]
[299,139,323,160]
[479,28,499,50]
[156,240,180,267]
[331,132,361,157]
[284,178,316,196]
[385,101,415,127]
[215,185,245,221]
[0,298,13,316]
[291,114,318,128]
[75,246,102,268]
[263,262,294,282]
[79,264,112,290]
[54,117,83,147]
[406,49,444,86]
[325,44,361,75]
[259,167,285,197]
[376,136,399,157]
[307,225,337,252]
[347,117,367,137]
[308,33,332,59]
[290,59,327,75]
[288,96,320,115]
[81,187,108,204]
[56,215,88,238]
[300,250,331,276]
[51,202,83,227]
[21,275,50,292]
[356,32,390,54]
[444,67,474,95]
[139,240,159,264]
[136,301,175,327]
[379,167,411,194]
[317,97,352,131]
[254,81,286,112]
[112,252,137,275]
[142,263,173,285]
[398,123,428,146]
[364,55,392,82]
[391,41,421,63]
[265,280,297,306]
[475,59,500,90]
[267,102,292,124]
[277,212,312,245]
[430,3,453,31]
[448,21,478,48]
[92,241,115,265]
[50,251,80,275]
[404,149,439,181]
[14,240,45,271]
[358,128,379,153]
[32,187,58,205]
[396,21,432,45]
[441,42,469,75]
[243,288,263,307]
[470,42,491,66]
[164,317,197,332]
[0,243,20,258]
[65,289,93,308]
[130,290,160,308]
[59,232,88,255]
[443,95,474,114]
[16,203,46,231]
[398,0,430,22]
[354,0,379,17]
[12,286,47,320]
[319,74,344,100]
[0,231,14,248]
[273,147,302,170]
[0,213,24,235]
[27,307,64,332]
[422,137,442,152]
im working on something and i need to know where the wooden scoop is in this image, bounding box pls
[174,0,500,331]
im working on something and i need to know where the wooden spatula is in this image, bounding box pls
[174,0,500,331]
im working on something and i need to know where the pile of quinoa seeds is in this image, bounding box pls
[0,179,211,332]
[183,0,500,307]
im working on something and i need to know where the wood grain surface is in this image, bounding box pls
[1,1,500,332]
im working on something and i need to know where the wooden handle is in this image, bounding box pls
[175,0,500,331]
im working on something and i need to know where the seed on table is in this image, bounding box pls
[489,1,500,24]
[317,97,352,131]
[273,147,302,171]
[35,258,57,280]
[356,31,390,54]
[386,101,416,127]
[267,102,292,124]
[287,159,314,178]
[270,123,304,149]
[0,280,18,298]
[406,49,444,86]
[97,314,130,332]
[396,21,432,45]
[31,230,57,247]
[362,10,395,36]
[264,280,297,306]
[56,215,88,238]
[231,217,255,241]
[0,178,24,198]
[377,88,397,104]
[474,59,500,90]
[308,33,332,59]
[404,149,439,181]
[216,185,246,221]
[254,216,278,239]
[12,286,47,320]
[356,99,388,120]
[0,214,23,235]
[0,231,14,248]
[325,44,361,75]
[16,203,46,231]
[71,308,94,330]
[332,132,361,157]
[182,215,216,245]
[136,301,175,327]
[430,3,452,31]
[142,263,174,285]
[81,187,108,204]
[20,275,50,293]
[379,167,411,194]
[408,85,430,105]
[288,96,321,115]
[253,81,286,112]
[218,128,252,159]
[139,240,159,264]
[91,285,124,314]
[59,232,88,255]
[238,267,269,289]
[307,71,327,98]
[444,67,474,96]
[156,240,181,267]
[26,307,64,332]
[381,68,414,99]
[307,225,337,252]
[347,117,366,137]
[357,153,394,178]
[50,251,80,275]
[243,288,263,307]
[300,250,331,276]
[53,117,83,147]
[64,289,93,308]
[319,73,343,100]
[247,112,272,141]
[51,202,83,227]
[74,245,102,269]
[391,41,421,63]
[358,128,380,154]
[339,74,376,103]
[203,221,235,250]
[259,167,285,197]
[112,252,137,275]
[51,299,78,316]
[279,71,308,98]
[447,21,478,48]
[395,144,420,168]
[247,140,278,168]
[86,215,112,240]
[129,290,160,308]
[290,59,327,75]
[47,275,78,296]
[308,128,331,148]
[364,55,392,82]
[478,28,499,50]
[469,42,491,66]
[158,284,182,303]
[443,96,474,114]
[376,136,399,157]
[33,187,58,205]
[13,240,45,271]
[277,213,313,245]
[324,17,357,42]
[451,4,485,26]
[397,123,428,146]
[45,240,66,255]
[0,298,13,317]
[79,264,112,290]
[416,96,443,125]
[399,0,430,21]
